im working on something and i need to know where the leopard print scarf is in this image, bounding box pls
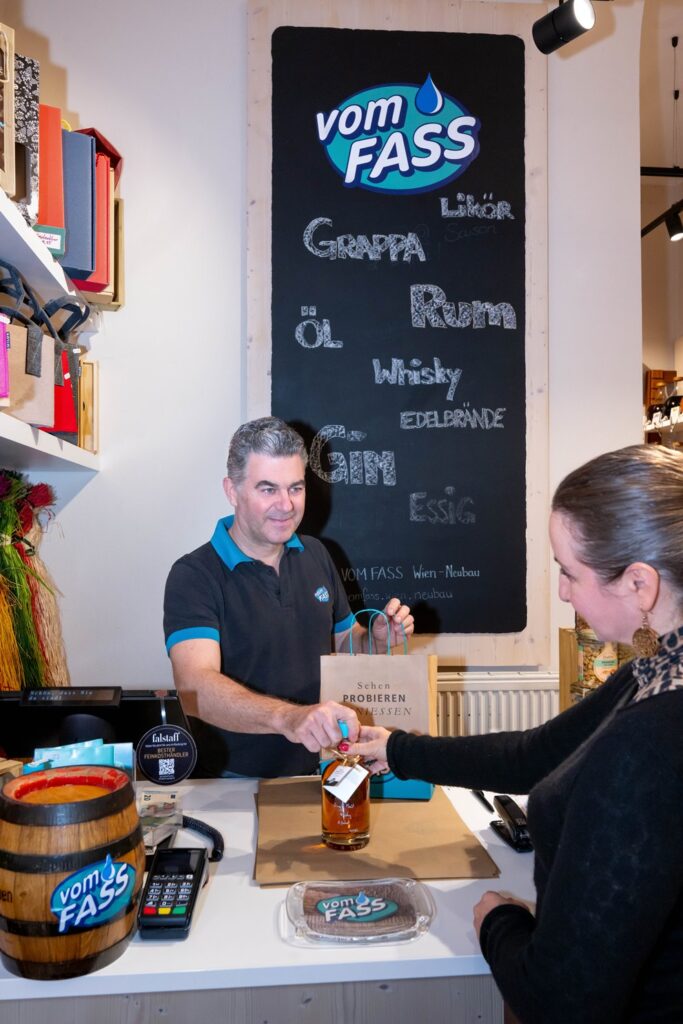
[631,625,683,703]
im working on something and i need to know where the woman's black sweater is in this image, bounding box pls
[386,665,683,1023]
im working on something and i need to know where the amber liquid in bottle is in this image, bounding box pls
[321,754,370,851]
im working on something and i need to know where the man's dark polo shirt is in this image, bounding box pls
[164,516,354,778]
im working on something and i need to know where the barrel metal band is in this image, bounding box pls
[0,932,131,980]
[0,826,143,874]
[0,782,134,825]
[0,895,139,936]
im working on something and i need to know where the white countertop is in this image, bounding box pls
[0,780,536,1001]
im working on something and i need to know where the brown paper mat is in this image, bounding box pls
[254,778,499,886]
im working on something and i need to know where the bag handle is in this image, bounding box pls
[348,608,408,656]
[0,263,83,389]
[42,299,89,396]
[42,296,91,342]
[0,260,63,380]
[0,259,25,306]
[0,261,59,341]
[24,283,61,343]
[0,305,36,329]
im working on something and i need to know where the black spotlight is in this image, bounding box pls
[665,209,683,242]
[533,0,596,55]
[641,200,683,243]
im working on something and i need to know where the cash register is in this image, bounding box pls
[0,687,191,760]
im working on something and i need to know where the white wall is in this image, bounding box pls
[547,0,644,656]
[1,0,245,685]
[0,0,644,682]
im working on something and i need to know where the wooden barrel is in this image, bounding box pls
[0,765,145,979]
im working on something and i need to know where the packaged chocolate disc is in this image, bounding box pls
[280,877,435,947]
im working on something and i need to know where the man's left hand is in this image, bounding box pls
[371,597,414,649]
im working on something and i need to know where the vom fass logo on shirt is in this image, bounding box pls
[316,74,480,195]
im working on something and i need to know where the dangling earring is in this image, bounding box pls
[632,613,660,658]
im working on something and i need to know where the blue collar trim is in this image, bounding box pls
[210,515,304,570]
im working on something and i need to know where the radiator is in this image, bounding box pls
[437,671,559,737]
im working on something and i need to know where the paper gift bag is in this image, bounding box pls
[320,619,437,800]
[4,321,54,427]
[47,348,78,435]
[40,295,90,437]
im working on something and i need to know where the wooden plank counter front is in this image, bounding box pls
[0,780,536,1024]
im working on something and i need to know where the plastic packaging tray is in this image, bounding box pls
[279,877,435,947]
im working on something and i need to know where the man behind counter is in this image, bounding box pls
[164,417,413,778]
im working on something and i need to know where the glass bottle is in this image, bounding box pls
[321,749,370,851]
[664,379,683,425]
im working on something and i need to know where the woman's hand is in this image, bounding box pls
[343,725,391,773]
[473,891,530,941]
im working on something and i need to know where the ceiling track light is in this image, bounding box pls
[641,39,683,243]
[532,0,612,56]
[665,209,683,242]
[641,199,683,243]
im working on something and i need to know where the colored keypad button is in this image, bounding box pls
[158,907,171,915]
[143,907,157,915]
[172,906,187,915]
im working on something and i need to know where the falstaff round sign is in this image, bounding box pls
[136,725,197,785]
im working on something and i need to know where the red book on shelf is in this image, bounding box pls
[33,105,66,256]
[76,127,123,187]
[71,152,110,292]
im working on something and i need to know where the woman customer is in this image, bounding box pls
[345,445,683,1023]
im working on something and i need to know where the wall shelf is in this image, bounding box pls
[644,419,683,436]
[0,187,83,303]
[644,419,683,452]
[0,414,99,471]
[0,187,99,472]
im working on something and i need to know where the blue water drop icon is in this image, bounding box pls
[415,74,443,115]
[355,891,370,907]
[102,853,115,881]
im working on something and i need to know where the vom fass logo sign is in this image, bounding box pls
[316,74,480,195]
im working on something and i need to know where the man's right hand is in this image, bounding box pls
[171,640,358,753]
[279,701,359,753]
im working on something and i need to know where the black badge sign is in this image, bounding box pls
[136,725,197,785]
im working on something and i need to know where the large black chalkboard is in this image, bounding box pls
[271,26,526,634]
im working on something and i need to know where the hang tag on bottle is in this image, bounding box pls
[323,762,369,802]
